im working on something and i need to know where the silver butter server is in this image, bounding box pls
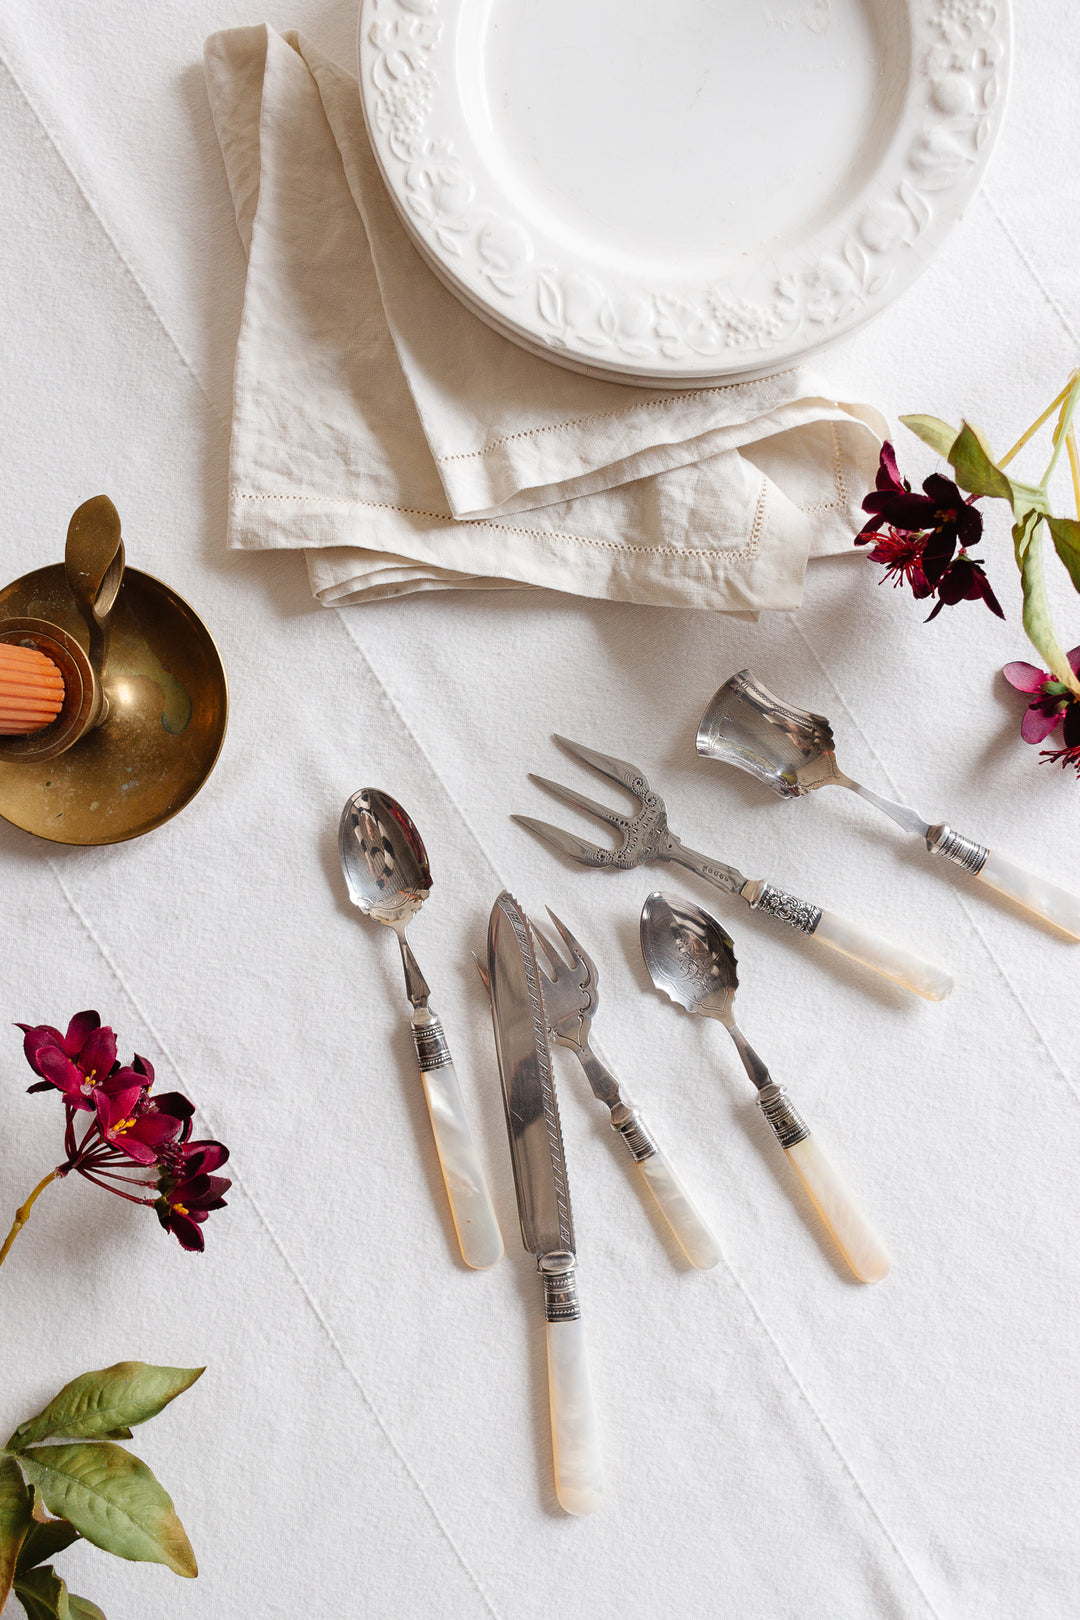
[514,735,952,1001]
[485,891,603,1516]
[697,668,1080,940]
[640,891,891,1284]
[339,789,503,1270]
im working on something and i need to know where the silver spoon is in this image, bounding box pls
[639,891,890,1284]
[697,669,1080,940]
[339,789,503,1269]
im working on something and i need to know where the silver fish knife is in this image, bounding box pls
[486,890,604,1516]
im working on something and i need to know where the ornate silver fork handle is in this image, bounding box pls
[669,842,954,1002]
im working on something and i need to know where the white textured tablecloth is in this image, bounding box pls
[1,4,1079,1618]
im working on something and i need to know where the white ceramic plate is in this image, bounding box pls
[358,0,1010,387]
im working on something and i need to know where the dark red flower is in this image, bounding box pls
[11,1013,231,1258]
[1040,699,1080,776]
[155,1141,231,1253]
[862,527,932,596]
[1003,648,1080,744]
[926,552,1004,621]
[16,1011,118,1111]
[856,443,1000,619]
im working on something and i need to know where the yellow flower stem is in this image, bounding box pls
[0,1170,59,1270]
[999,374,1077,469]
[1041,371,1080,491]
[1068,426,1080,522]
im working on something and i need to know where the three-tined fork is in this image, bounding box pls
[514,736,953,1001]
[530,907,722,1270]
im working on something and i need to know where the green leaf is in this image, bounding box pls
[16,1444,197,1578]
[13,1565,70,1620]
[948,421,1014,500]
[1012,507,1042,565]
[1,1453,33,1609]
[65,1595,106,1620]
[7,1364,203,1450]
[1018,523,1077,688]
[899,413,958,458]
[16,1517,80,1576]
[1047,515,1080,595]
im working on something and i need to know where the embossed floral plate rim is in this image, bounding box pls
[358,0,1011,387]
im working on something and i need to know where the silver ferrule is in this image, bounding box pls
[758,1082,810,1148]
[925,822,989,875]
[539,1252,580,1322]
[609,1105,658,1163]
[411,1011,452,1071]
[750,883,823,935]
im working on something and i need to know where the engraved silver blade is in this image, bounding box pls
[486,892,576,1261]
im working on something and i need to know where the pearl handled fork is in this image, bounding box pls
[479,910,722,1270]
[515,735,953,1001]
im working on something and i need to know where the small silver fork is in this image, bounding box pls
[532,908,723,1271]
[514,735,952,1002]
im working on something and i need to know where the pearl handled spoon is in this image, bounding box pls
[339,789,503,1269]
[698,669,1080,941]
[639,891,891,1284]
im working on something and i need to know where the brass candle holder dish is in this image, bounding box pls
[0,496,227,846]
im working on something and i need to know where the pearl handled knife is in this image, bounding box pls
[485,891,604,1516]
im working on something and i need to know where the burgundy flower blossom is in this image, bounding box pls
[856,442,1001,620]
[16,1011,118,1111]
[926,552,1004,621]
[3,1013,231,1268]
[156,1141,231,1252]
[1003,648,1080,743]
[861,526,931,596]
[1040,701,1080,776]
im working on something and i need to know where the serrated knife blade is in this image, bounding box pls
[486,890,574,1260]
[485,890,603,1515]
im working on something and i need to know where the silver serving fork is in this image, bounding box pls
[514,735,952,1001]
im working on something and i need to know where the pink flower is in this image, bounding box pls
[1003,648,1080,744]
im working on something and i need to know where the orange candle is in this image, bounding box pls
[0,643,65,734]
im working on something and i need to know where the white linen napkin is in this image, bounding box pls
[204,25,889,609]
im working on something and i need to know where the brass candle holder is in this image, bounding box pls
[0,496,228,846]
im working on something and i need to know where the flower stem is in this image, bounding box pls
[999,374,1077,468]
[1068,426,1080,521]
[1041,371,1080,491]
[0,1170,60,1270]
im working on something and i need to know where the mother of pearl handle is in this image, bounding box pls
[636,1146,722,1270]
[976,849,1080,940]
[783,1134,891,1283]
[811,908,954,1001]
[412,1007,504,1270]
[546,1314,604,1516]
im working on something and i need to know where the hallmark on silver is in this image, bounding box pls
[751,883,822,935]
[412,1019,452,1071]
[925,823,988,875]
[758,1083,810,1148]
[539,1252,581,1321]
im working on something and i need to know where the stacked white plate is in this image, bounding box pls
[358,0,1010,388]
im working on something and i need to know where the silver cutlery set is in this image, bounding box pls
[338,670,1080,1517]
